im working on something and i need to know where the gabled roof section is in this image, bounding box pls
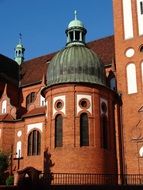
[0,113,14,121]
[20,52,55,86]
[0,54,19,83]
[23,107,45,118]
[20,35,115,86]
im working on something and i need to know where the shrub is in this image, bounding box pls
[0,151,9,185]
[6,175,14,186]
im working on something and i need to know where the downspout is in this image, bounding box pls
[117,93,126,184]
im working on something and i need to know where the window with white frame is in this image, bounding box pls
[140,1,143,14]
[137,0,143,35]
[2,100,7,114]
[139,146,143,157]
[141,62,143,84]
[126,63,137,94]
[16,141,22,158]
[40,94,45,107]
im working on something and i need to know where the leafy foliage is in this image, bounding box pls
[6,175,14,186]
[0,151,9,185]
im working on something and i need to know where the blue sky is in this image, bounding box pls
[0,0,113,60]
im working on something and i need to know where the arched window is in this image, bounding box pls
[126,63,137,94]
[80,113,89,146]
[75,31,80,41]
[107,71,116,91]
[55,114,63,147]
[110,77,116,90]
[140,45,143,52]
[69,31,73,42]
[16,141,22,158]
[27,130,41,156]
[139,146,143,157]
[101,115,108,149]
[2,100,7,114]
[141,62,143,85]
[26,92,36,108]
[40,94,45,107]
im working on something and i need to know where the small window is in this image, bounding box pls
[18,50,21,55]
[110,77,116,90]
[140,1,143,14]
[79,98,90,109]
[75,31,80,41]
[140,45,143,52]
[101,102,107,114]
[16,141,22,158]
[55,100,63,110]
[27,130,41,156]
[40,94,45,107]
[69,32,73,41]
[139,146,143,157]
[126,63,137,94]
[80,113,89,146]
[56,102,62,109]
[26,92,36,108]
[107,71,116,90]
[55,114,63,147]
[2,100,7,114]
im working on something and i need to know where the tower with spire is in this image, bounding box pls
[15,33,25,65]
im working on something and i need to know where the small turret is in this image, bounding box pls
[15,33,25,65]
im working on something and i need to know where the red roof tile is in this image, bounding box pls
[87,35,114,66]
[20,52,55,86]
[23,107,45,118]
[0,114,14,121]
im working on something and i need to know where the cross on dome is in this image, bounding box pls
[74,10,77,20]
[19,33,22,44]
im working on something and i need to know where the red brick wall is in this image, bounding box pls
[1,123,15,153]
[12,116,46,172]
[44,84,117,174]
[113,0,143,174]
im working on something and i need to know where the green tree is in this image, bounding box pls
[5,175,14,186]
[0,151,9,185]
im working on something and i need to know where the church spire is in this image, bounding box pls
[15,33,25,65]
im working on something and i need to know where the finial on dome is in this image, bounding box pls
[19,33,22,44]
[74,10,77,20]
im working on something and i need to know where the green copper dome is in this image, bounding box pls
[46,12,105,87]
[47,45,105,87]
[16,43,24,48]
[68,10,84,29]
[68,19,84,29]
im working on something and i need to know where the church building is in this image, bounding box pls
[0,0,143,185]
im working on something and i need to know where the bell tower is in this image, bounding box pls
[15,33,25,65]
[113,0,143,174]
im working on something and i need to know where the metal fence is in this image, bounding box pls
[41,173,143,185]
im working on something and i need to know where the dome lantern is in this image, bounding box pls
[65,10,87,46]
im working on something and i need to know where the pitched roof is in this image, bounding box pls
[20,35,114,86]
[20,52,55,86]
[87,35,114,66]
[23,107,45,118]
[0,113,14,121]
